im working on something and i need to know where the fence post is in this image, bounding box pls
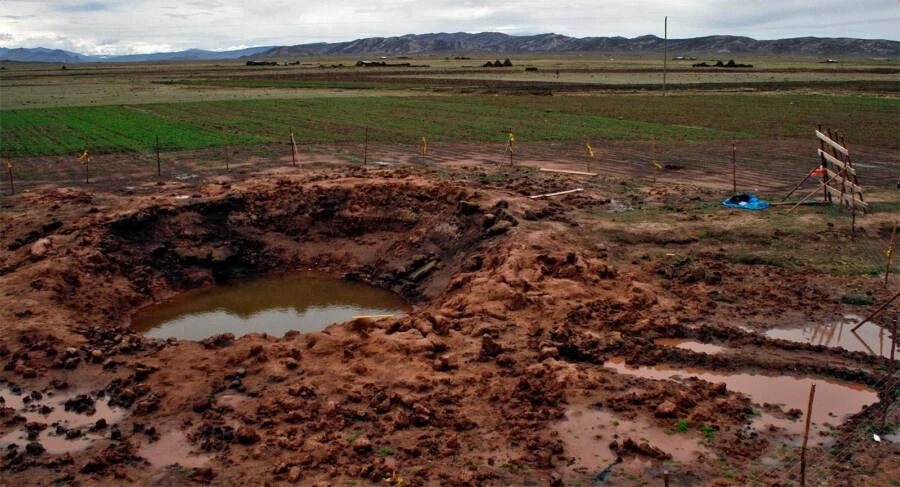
[364,126,369,165]
[886,223,897,288]
[156,135,161,177]
[5,152,13,195]
[223,132,230,171]
[818,124,829,203]
[884,316,897,430]
[800,383,816,487]
[78,149,91,184]
[290,129,298,167]
[731,142,737,194]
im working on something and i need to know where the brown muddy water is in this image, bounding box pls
[765,315,898,358]
[132,274,410,340]
[555,406,705,484]
[605,358,879,444]
[138,430,212,469]
[654,338,727,355]
[0,387,125,455]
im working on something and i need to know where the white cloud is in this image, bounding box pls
[0,0,896,54]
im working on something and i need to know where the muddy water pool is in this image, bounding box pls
[132,274,410,340]
[605,358,878,444]
[0,386,125,455]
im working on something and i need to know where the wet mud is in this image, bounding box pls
[0,164,894,486]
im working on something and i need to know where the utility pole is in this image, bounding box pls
[663,16,668,96]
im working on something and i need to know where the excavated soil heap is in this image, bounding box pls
[0,165,893,486]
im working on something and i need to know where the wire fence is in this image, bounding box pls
[2,136,898,197]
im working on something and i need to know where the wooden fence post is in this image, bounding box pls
[800,383,816,487]
[884,316,897,430]
[156,135,161,177]
[290,129,298,167]
[731,142,737,194]
[78,149,91,184]
[886,223,897,288]
[817,124,830,203]
[223,132,230,171]
[5,153,13,195]
[586,143,594,173]
[507,129,515,166]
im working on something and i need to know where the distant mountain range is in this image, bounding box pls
[2,33,897,63]
[0,46,274,63]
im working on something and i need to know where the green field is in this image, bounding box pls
[2,93,898,157]
[0,96,742,157]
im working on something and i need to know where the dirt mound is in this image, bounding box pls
[0,165,893,485]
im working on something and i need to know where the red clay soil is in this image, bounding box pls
[0,163,896,486]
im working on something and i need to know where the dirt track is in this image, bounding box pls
[0,163,896,486]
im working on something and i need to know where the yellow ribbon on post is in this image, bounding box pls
[506,131,515,153]
[420,136,428,156]
[78,149,92,164]
[586,143,595,158]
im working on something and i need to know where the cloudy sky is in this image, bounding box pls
[2,0,898,55]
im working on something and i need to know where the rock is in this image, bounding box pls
[288,466,302,482]
[550,472,563,486]
[201,333,235,349]
[26,441,45,455]
[479,334,503,358]
[654,400,678,418]
[457,201,481,215]
[29,238,52,259]
[486,220,513,236]
[235,426,260,444]
[540,347,560,360]
[622,437,671,460]
[352,437,373,454]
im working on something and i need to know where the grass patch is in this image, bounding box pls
[375,446,393,457]
[841,294,875,306]
[728,254,785,267]
[674,419,690,433]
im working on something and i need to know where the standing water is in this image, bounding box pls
[132,274,410,340]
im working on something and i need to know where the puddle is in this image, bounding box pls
[655,338,727,355]
[132,273,410,340]
[139,430,212,468]
[605,358,878,444]
[765,315,898,358]
[0,387,126,455]
[555,406,704,484]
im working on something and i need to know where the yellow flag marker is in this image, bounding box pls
[653,161,663,170]
[506,131,515,153]
[420,135,428,156]
[78,149,91,163]
[586,143,595,158]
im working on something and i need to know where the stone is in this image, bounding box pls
[654,400,678,418]
[29,238,52,259]
[352,437,373,454]
[235,426,260,444]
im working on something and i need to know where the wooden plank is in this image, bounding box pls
[825,185,868,209]
[818,149,856,176]
[816,130,849,156]
[529,188,584,199]
[824,168,864,194]
[539,168,598,176]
